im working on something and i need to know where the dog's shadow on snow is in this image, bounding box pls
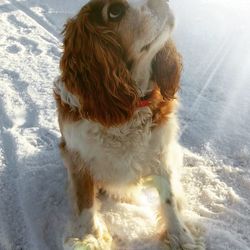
[18,128,70,250]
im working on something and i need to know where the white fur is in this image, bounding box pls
[54,77,80,108]
[128,0,147,8]
[62,108,180,193]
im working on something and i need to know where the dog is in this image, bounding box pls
[54,0,202,249]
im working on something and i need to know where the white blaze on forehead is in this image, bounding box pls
[128,0,147,8]
[128,0,169,9]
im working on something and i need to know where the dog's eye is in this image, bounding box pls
[108,3,126,21]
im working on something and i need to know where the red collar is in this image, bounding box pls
[138,99,150,108]
[138,92,152,108]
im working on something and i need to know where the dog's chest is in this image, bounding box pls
[63,109,158,184]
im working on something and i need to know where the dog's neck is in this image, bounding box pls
[131,52,155,97]
[131,39,166,97]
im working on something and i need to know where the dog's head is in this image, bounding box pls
[60,0,182,127]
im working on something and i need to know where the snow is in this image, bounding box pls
[0,0,249,249]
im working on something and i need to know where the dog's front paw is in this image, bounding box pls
[163,227,205,250]
[64,236,93,250]
[64,232,112,250]
[64,231,112,250]
[63,213,112,250]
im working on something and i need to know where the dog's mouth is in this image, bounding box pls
[140,42,152,53]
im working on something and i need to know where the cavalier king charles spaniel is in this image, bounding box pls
[54,0,203,249]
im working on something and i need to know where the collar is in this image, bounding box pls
[138,99,151,108]
[138,92,152,108]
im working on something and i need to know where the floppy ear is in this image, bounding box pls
[151,40,182,100]
[60,7,139,127]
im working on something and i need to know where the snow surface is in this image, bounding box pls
[0,0,250,249]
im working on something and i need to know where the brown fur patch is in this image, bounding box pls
[152,40,182,100]
[149,86,177,125]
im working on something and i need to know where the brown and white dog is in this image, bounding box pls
[54,0,202,249]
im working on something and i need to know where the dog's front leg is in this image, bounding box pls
[144,175,203,250]
[61,144,112,250]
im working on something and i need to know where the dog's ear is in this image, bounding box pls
[151,40,182,100]
[60,6,139,127]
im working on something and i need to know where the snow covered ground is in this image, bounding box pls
[0,0,250,249]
